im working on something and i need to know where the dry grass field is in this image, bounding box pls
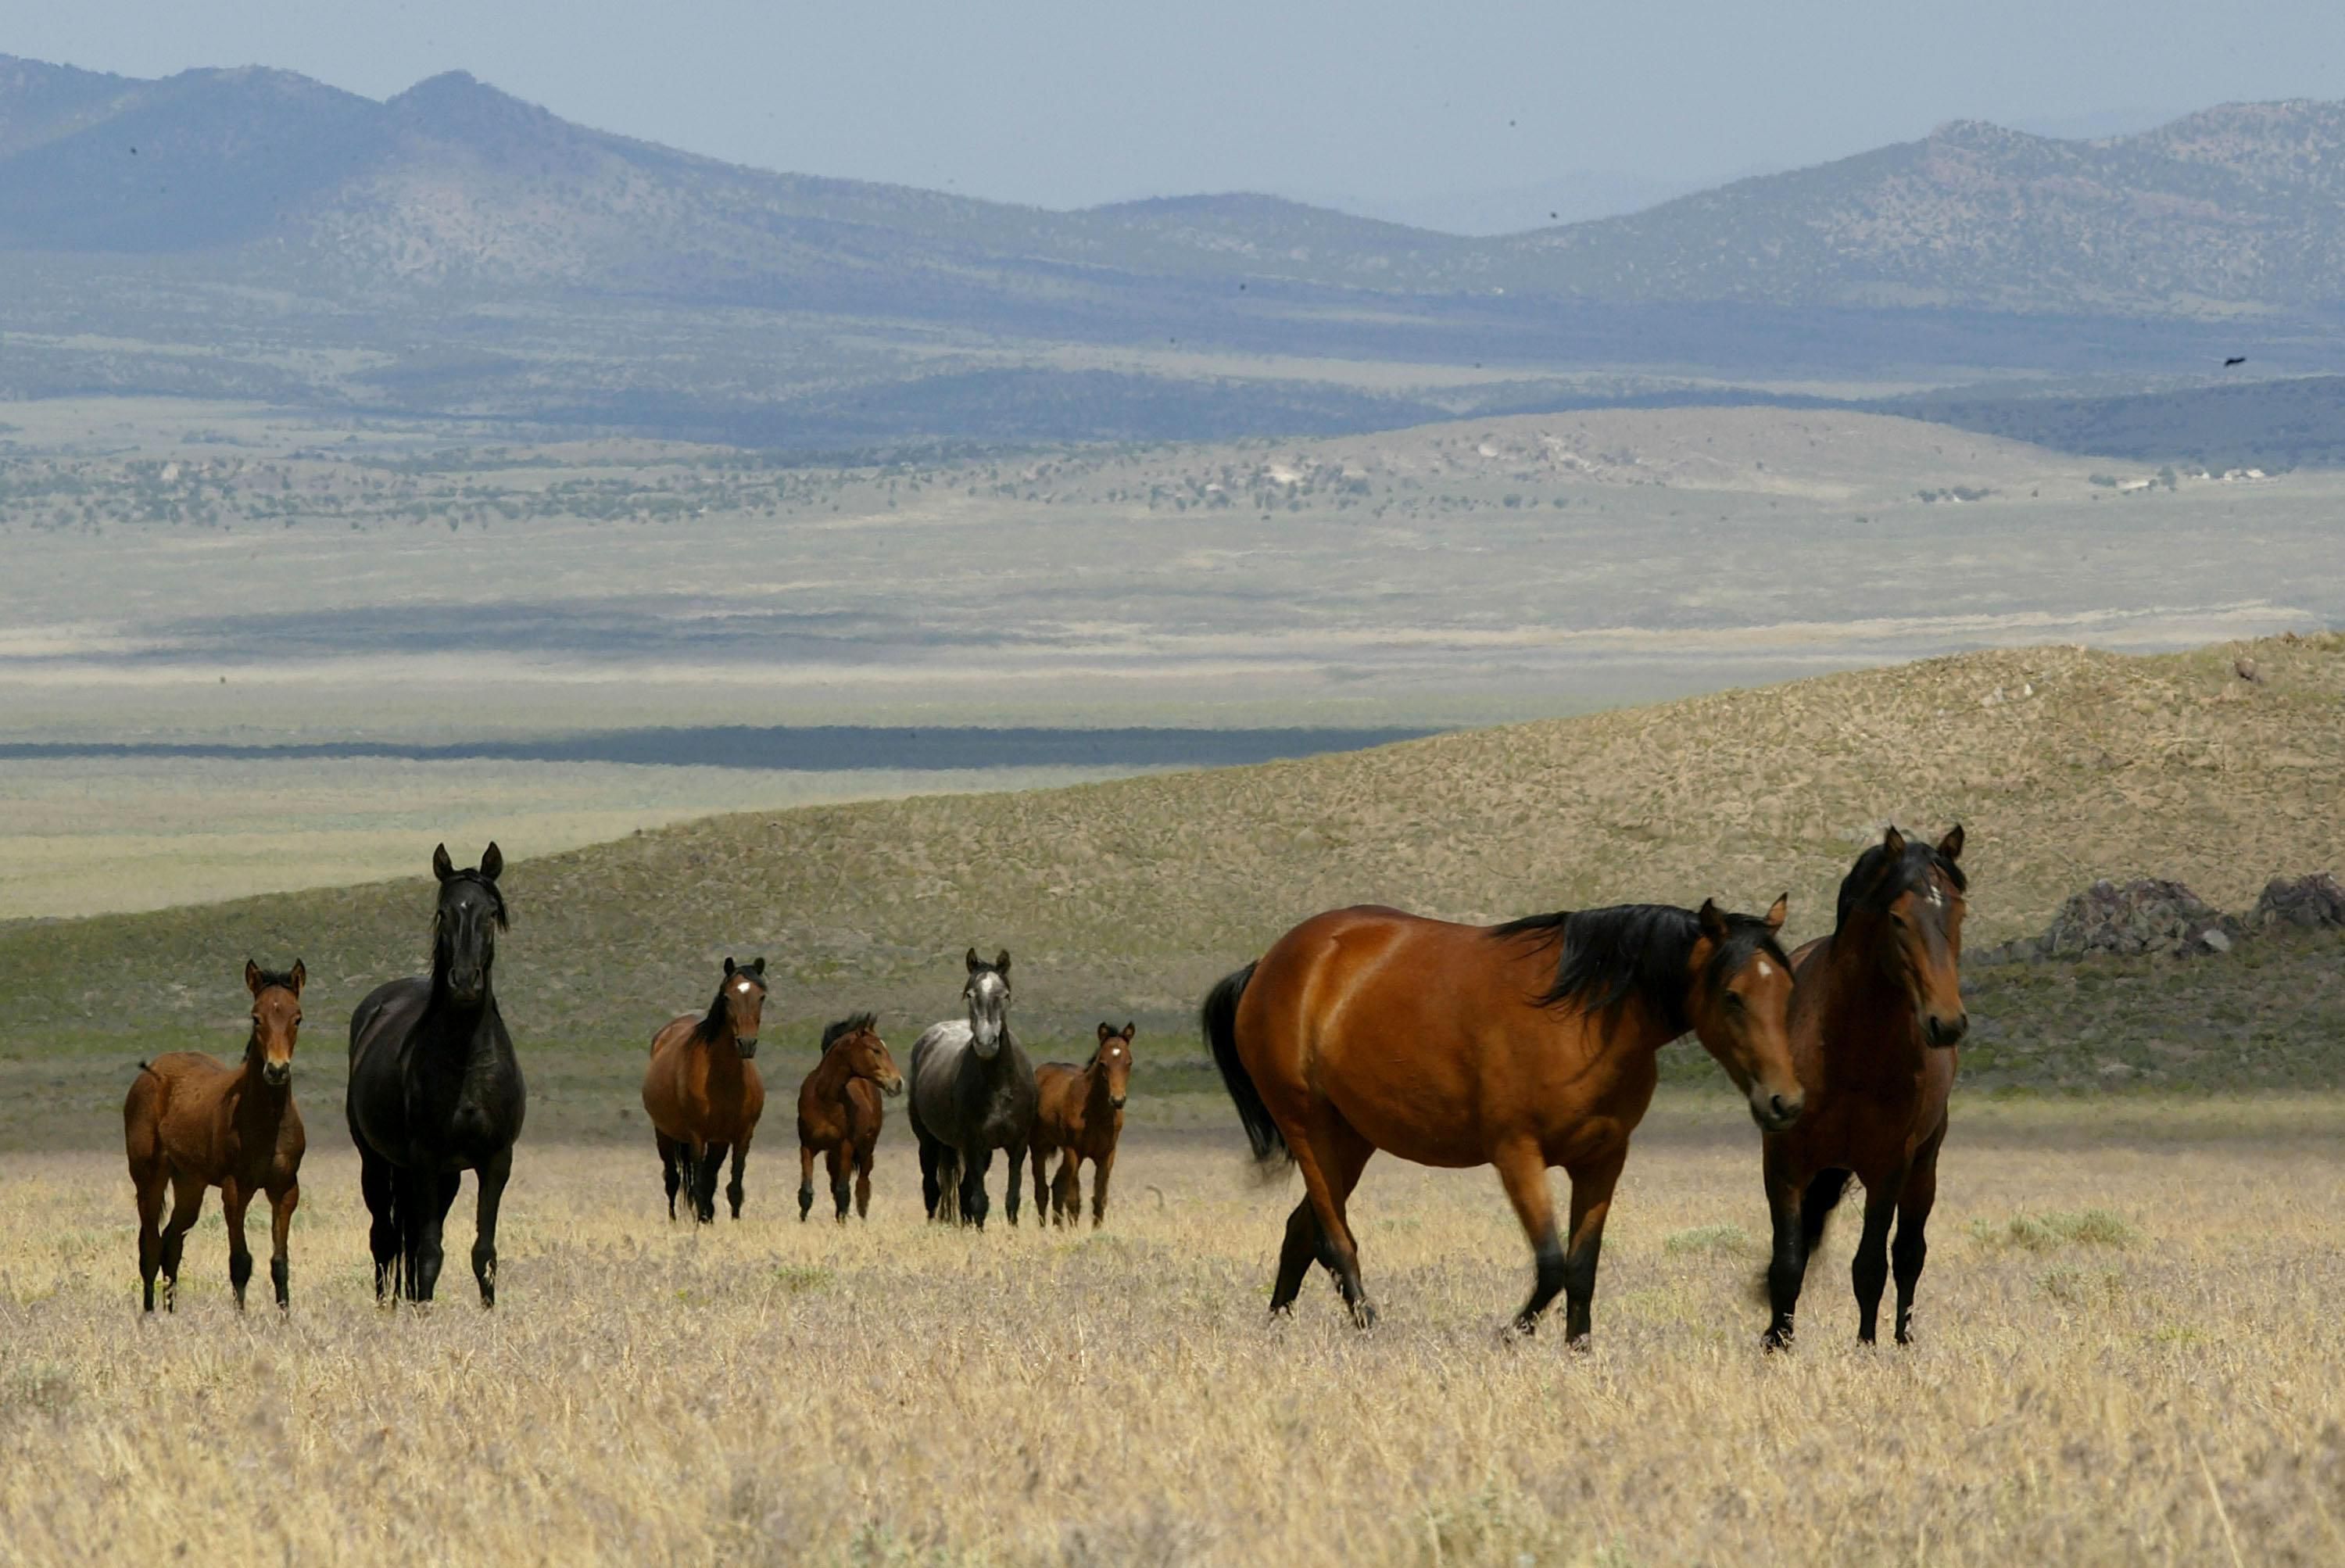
[4,1100,2342,1566]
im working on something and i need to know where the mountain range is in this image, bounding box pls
[3,53,2343,449]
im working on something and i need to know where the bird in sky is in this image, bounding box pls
[2225,356,2247,367]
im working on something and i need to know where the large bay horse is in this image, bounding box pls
[1029,1022,1134,1228]
[1205,897,1803,1341]
[795,1012,905,1222]
[124,961,307,1312]
[1760,825,1967,1350]
[907,949,1038,1228]
[347,843,524,1305]
[643,957,768,1223]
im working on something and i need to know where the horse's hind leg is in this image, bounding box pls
[726,1137,751,1220]
[221,1180,256,1311]
[798,1142,817,1222]
[1289,1115,1376,1326]
[358,1147,400,1302]
[1003,1140,1026,1227]
[854,1140,875,1219]
[692,1143,726,1224]
[959,1146,993,1230]
[1052,1153,1077,1227]
[1892,1126,1946,1346]
[267,1182,298,1310]
[1546,1144,1628,1347]
[395,1166,448,1302]
[1269,1197,1324,1313]
[1029,1144,1053,1226]
[915,1131,943,1221]
[826,1142,852,1223]
[1763,1162,1846,1351]
[472,1148,510,1308]
[134,1165,167,1312]
[158,1171,206,1313]
[657,1132,683,1221]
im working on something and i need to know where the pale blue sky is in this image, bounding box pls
[11,0,2343,210]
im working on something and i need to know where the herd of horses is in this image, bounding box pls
[120,822,1967,1351]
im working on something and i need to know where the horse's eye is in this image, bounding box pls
[1725,992,1746,1012]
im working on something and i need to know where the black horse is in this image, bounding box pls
[346,843,525,1305]
[906,948,1038,1227]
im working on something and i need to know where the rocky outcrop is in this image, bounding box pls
[1982,878,2243,963]
[2250,872,2345,930]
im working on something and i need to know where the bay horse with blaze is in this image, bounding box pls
[1029,1022,1134,1228]
[124,960,307,1312]
[795,1012,905,1222]
[1206,895,1803,1341]
[1760,825,1967,1349]
[643,957,768,1222]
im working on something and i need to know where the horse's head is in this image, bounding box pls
[1092,1021,1136,1111]
[245,958,305,1087]
[823,1012,904,1096]
[963,947,1011,1058]
[431,841,508,1007]
[718,957,768,1058]
[1837,825,1968,1048]
[1684,895,1803,1132]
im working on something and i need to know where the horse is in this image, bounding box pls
[642,957,768,1223]
[794,1012,905,1222]
[1205,896,1803,1341]
[1029,1022,1135,1228]
[906,948,1038,1228]
[124,960,308,1312]
[346,843,524,1305]
[1760,825,1967,1351]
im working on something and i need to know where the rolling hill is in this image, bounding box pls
[5,635,2341,1069]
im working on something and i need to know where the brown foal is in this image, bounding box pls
[1029,1022,1134,1228]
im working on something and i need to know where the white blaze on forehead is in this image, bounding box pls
[1924,885,1946,911]
[735,979,756,993]
[1754,959,1776,980]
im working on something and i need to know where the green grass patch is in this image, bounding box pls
[1969,1209,2140,1251]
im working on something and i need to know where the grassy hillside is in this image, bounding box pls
[4,635,2342,1083]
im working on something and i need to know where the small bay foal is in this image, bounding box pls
[1029,1022,1134,1228]
[794,1013,905,1222]
[124,961,307,1312]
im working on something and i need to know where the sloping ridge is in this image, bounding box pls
[4,636,2340,1046]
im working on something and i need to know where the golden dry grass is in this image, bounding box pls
[4,1101,2342,1566]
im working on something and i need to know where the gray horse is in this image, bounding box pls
[906,948,1037,1227]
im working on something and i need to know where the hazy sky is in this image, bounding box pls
[13,0,2345,210]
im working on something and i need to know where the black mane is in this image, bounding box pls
[820,1012,876,1053]
[1492,903,1788,1034]
[1835,836,1967,928]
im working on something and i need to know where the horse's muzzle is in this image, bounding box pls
[1750,1089,1803,1133]
[1923,1013,1968,1049]
[735,1038,757,1059]
[1109,1096,1127,1111]
[262,1062,292,1087]
[883,1076,906,1097]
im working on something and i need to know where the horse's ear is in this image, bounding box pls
[479,842,503,881]
[724,956,736,977]
[965,947,983,974]
[289,959,306,994]
[750,958,766,976]
[1938,824,1965,863]
[1697,898,1728,940]
[432,843,455,882]
[1121,1022,1136,1041]
[994,949,1011,976]
[245,958,263,996]
[1097,1022,1116,1044]
[1764,894,1788,933]
[1881,825,1906,860]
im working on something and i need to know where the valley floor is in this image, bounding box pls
[3,1104,2340,1566]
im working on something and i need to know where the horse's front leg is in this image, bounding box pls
[220,1180,255,1310]
[726,1136,752,1221]
[1552,1145,1627,1348]
[1087,1147,1116,1230]
[1851,1164,1907,1344]
[267,1181,299,1310]
[1003,1140,1026,1227]
[397,1167,449,1302]
[1893,1126,1946,1346]
[1762,1148,1814,1351]
[472,1148,512,1308]
[961,1146,993,1230]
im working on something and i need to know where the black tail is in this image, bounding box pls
[1202,961,1287,1165]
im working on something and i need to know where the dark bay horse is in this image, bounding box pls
[347,843,524,1305]
[643,957,768,1223]
[907,949,1038,1228]
[124,961,307,1312]
[1761,825,1967,1350]
[1029,1022,1134,1229]
[795,1012,905,1222]
[1206,897,1803,1341]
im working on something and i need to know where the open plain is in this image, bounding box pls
[4,1102,2343,1566]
